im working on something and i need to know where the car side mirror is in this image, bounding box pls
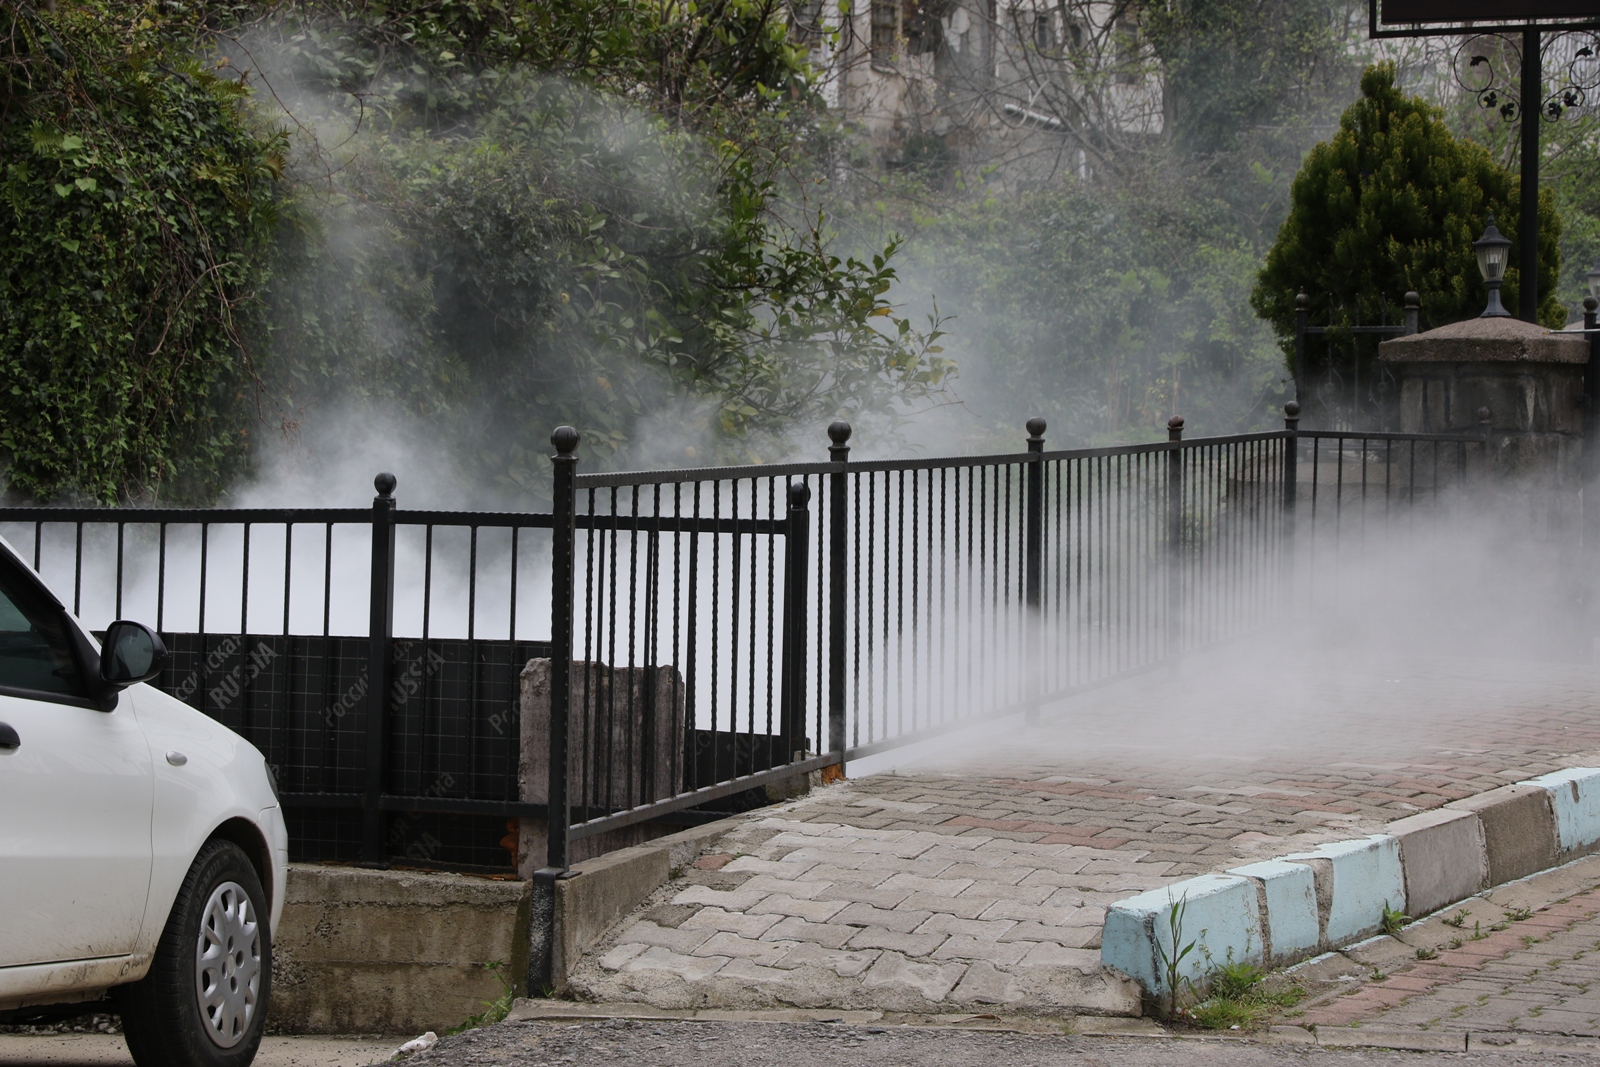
[100,621,169,689]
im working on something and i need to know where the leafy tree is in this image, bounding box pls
[236,0,951,484]
[0,0,283,502]
[0,0,950,502]
[1251,62,1564,379]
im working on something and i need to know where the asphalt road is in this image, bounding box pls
[388,1018,1600,1067]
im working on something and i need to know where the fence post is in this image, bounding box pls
[531,426,579,995]
[1585,297,1599,556]
[546,426,579,871]
[360,473,397,867]
[1293,291,1309,410]
[1403,290,1420,336]
[1166,416,1185,663]
[1282,402,1299,618]
[1024,417,1046,725]
[827,421,851,766]
[780,480,812,761]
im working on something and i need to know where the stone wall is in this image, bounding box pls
[1380,316,1589,543]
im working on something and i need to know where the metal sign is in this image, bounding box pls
[1372,0,1600,37]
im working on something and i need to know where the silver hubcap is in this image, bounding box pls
[193,881,260,1049]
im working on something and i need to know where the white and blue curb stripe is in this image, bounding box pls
[1101,766,1600,999]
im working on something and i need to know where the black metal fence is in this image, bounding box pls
[0,403,1491,875]
[535,405,1493,873]
[1293,290,1420,431]
[0,500,554,870]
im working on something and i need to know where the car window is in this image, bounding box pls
[0,564,87,698]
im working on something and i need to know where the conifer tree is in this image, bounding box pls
[1252,62,1563,375]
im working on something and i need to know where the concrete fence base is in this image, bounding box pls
[270,865,530,1034]
[1102,766,1600,1002]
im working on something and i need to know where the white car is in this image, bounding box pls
[0,539,287,1067]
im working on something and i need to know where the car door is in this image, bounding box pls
[0,556,153,967]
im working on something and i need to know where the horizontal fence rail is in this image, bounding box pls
[0,403,1495,875]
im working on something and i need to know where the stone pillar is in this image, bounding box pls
[1379,316,1589,532]
[1378,316,1592,658]
[516,658,686,878]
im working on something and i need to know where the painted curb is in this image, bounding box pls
[1283,835,1404,945]
[1225,859,1317,964]
[1446,783,1557,886]
[1521,767,1600,855]
[1385,808,1486,920]
[1101,765,1593,998]
[1100,874,1260,996]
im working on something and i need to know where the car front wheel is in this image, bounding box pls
[119,840,271,1067]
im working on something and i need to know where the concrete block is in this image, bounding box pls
[271,864,530,1034]
[1227,860,1318,964]
[1284,835,1403,945]
[1447,783,1557,886]
[1383,809,1487,918]
[1521,768,1600,855]
[1100,874,1262,997]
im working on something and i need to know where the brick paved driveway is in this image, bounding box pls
[569,639,1600,1016]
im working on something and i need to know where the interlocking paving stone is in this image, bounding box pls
[569,651,1600,1015]
[1302,885,1600,1035]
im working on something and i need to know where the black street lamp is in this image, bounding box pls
[1474,216,1513,319]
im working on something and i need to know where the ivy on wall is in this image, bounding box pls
[1,0,283,502]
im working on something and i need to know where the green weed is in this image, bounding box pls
[1186,963,1304,1031]
[1153,891,1198,1018]
[447,961,515,1034]
[1380,903,1410,936]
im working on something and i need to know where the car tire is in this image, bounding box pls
[119,840,271,1067]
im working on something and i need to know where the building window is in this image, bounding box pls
[871,0,898,62]
[1115,17,1139,83]
[1032,11,1053,51]
[791,0,824,46]
[905,0,941,54]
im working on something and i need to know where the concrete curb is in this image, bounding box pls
[1101,765,1600,999]
[547,815,750,992]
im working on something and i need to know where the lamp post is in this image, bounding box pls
[1474,217,1513,319]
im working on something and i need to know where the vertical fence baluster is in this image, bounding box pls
[781,481,812,760]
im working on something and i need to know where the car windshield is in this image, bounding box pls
[0,561,86,697]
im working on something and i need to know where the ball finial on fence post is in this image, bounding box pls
[787,480,812,509]
[550,426,580,455]
[373,472,397,498]
[1025,416,1047,443]
[1167,415,1185,441]
[827,421,852,461]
